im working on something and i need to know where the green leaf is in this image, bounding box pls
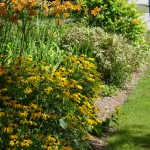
[59,118,67,129]
[93,123,103,137]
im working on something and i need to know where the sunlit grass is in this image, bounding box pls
[107,64,150,150]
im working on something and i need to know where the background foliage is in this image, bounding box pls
[61,26,147,86]
[76,0,146,43]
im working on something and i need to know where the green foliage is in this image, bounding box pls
[145,31,150,49]
[61,26,146,86]
[100,85,118,97]
[0,55,102,149]
[91,121,103,137]
[78,0,146,43]
[60,26,108,58]
[0,17,65,65]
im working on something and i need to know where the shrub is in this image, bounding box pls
[76,0,146,43]
[60,26,105,57]
[61,26,146,86]
[0,55,102,149]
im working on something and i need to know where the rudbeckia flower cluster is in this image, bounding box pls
[0,54,102,149]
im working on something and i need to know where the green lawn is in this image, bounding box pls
[107,64,150,150]
[136,4,149,13]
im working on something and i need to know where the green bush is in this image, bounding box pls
[76,0,146,43]
[60,26,108,58]
[61,26,146,86]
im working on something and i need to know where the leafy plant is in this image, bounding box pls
[76,0,146,43]
[60,26,104,57]
[100,85,118,97]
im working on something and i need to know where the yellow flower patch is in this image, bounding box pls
[0,55,102,149]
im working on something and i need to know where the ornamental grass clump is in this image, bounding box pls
[0,55,102,149]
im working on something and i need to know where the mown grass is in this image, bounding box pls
[107,63,150,150]
[136,4,149,13]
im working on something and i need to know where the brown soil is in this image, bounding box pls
[95,71,143,122]
[89,70,144,150]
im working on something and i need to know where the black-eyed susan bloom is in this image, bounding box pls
[29,103,39,110]
[75,84,83,90]
[0,88,7,93]
[18,111,28,117]
[41,65,50,70]
[91,7,101,16]
[3,101,12,106]
[62,145,73,150]
[10,123,18,128]
[2,125,13,133]
[87,77,95,82]
[0,111,5,117]
[41,113,50,120]
[44,87,53,94]
[9,140,19,147]
[20,139,33,147]
[28,120,37,126]
[31,111,42,119]
[54,140,60,146]
[24,87,32,94]
[13,103,22,109]
[42,144,53,150]
[10,134,19,140]
[0,95,10,101]
[26,56,33,62]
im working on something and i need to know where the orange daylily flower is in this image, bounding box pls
[11,0,17,4]
[13,4,22,11]
[91,7,101,16]
[63,12,70,18]
[20,0,26,5]
[0,2,7,8]
[132,19,138,25]
[74,5,81,11]
[55,19,62,24]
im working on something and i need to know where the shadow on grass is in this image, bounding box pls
[107,124,150,150]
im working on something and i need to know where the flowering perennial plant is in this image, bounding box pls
[76,0,146,43]
[0,54,102,149]
[47,0,81,18]
[0,0,41,24]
